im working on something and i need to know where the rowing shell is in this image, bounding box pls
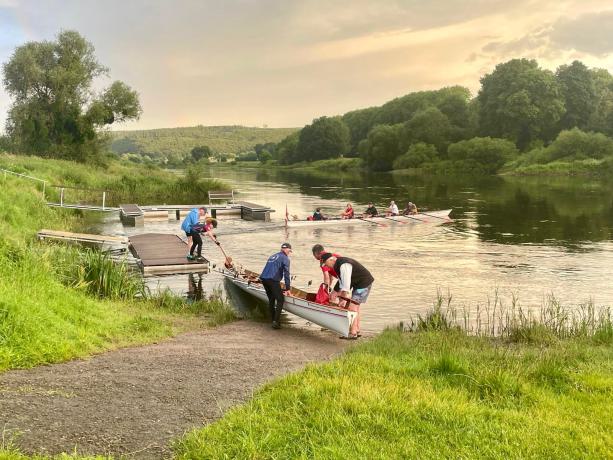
[221,270,357,337]
[286,209,452,227]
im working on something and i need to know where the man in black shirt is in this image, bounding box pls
[363,202,378,217]
[321,254,374,339]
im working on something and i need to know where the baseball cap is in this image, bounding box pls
[281,242,292,250]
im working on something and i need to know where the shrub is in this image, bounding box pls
[393,142,438,169]
[448,137,518,174]
[544,128,613,162]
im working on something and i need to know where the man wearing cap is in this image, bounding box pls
[260,243,292,329]
[321,253,374,339]
[312,244,341,302]
[181,206,208,261]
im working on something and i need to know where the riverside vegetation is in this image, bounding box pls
[176,295,612,459]
[0,153,236,372]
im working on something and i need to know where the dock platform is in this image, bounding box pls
[37,229,128,245]
[129,233,209,276]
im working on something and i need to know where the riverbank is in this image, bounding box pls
[177,325,613,459]
[0,153,232,372]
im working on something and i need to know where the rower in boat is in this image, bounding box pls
[312,208,326,221]
[259,243,293,330]
[340,203,354,219]
[320,253,374,339]
[312,244,341,304]
[403,201,418,215]
[386,200,399,216]
[363,202,378,218]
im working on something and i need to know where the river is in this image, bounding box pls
[100,166,613,333]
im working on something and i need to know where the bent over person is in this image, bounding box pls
[260,243,292,329]
[321,253,374,339]
[181,207,207,261]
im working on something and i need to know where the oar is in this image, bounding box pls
[381,215,406,225]
[398,214,427,223]
[214,240,235,269]
[420,212,451,221]
[357,217,387,227]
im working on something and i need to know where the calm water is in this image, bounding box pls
[101,167,613,333]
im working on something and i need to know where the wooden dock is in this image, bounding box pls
[37,229,128,245]
[129,233,209,276]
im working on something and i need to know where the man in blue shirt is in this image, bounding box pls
[181,207,207,260]
[260,243,292,329]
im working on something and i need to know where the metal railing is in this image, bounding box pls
[1,167,47,198]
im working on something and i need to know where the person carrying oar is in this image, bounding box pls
[189,217,219,261]
[321,253,374,340]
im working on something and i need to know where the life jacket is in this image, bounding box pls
[333,257,374,290]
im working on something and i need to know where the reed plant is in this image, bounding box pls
[149,288,238,326]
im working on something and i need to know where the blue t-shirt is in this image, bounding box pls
[260,252,291,289]
[181,208,200,233]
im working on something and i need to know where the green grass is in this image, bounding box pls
[0,154,237,372]
[175,328,612,459]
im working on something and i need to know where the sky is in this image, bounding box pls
[1,0,613,131]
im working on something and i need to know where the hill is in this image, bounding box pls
[109,125,298,165]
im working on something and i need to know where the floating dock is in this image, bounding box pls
[128,233,209,276]
[37,229,128,246]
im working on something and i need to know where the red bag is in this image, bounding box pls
[315,283,330,305]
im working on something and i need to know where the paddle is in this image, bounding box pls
[214,239,235,270]
[357,216,387,227]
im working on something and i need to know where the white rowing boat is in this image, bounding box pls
[221,269,357,337]
[286,209,452,227]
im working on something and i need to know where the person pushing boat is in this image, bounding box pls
[260,243,292,329]
[321,253,374,339]
[312,244,341,303]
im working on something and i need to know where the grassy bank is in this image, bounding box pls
[0,153,235,371]
[176,301,612,459]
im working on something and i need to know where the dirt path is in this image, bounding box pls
[0,321,350,459]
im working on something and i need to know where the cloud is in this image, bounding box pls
[549,10,613,56]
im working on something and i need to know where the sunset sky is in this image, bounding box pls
[1,0,613,130]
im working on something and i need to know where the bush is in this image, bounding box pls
[544,128,613,162]
[393,142,438,169]
[448,137,518,174]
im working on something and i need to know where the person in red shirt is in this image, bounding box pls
[340,203,354,219]
[312,244,341,303]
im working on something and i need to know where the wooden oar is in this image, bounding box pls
[357,216,387,227]
[215,240,235,269]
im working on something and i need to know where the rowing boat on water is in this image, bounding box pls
[286,209,452,227]
[221,268,357,337]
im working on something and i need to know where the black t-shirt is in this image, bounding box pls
[313,211,324,221]
[365,206,378,216]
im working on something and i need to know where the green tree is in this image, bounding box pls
[556,61,597,131]
[295,116,350,162]
[2,30,141,162]
[544,128,613,162]
[259,150,273,163]
[276,132,300,165]
[448,137,518,174]
[191,145,212,162]
[477,59,565,149]
[401,107,453,155]
[393,142,438,169]
[588,68,613,136]
[360,124,403,171]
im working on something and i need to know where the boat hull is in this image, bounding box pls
[286,209,452,227]
[223,273,357,337]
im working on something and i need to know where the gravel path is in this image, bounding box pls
[0,321,350,458]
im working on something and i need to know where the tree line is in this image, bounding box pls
[267,59,613,174]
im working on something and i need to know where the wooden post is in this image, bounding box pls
[176,209,180,220]
[211,208,217,218]
[102,191,106,210]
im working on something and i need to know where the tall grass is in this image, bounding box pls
[408,289,612,344]
[149,288,238,326]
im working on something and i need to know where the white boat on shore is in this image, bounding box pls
[221,269,357,337]
[286,209,452,227]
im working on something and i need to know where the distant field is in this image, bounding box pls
[109,125,298,163]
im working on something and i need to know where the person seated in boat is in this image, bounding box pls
[321,253,375,339]
[312,208,326,221]
[260,243,292,330]
[403,202,418,215]
[340,203,354,219]
[312,244,341,304]
[386,200,399,216]
[363,202,378,218]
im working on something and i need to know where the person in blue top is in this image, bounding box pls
[181,207,207,261]
[260,243,292,329]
